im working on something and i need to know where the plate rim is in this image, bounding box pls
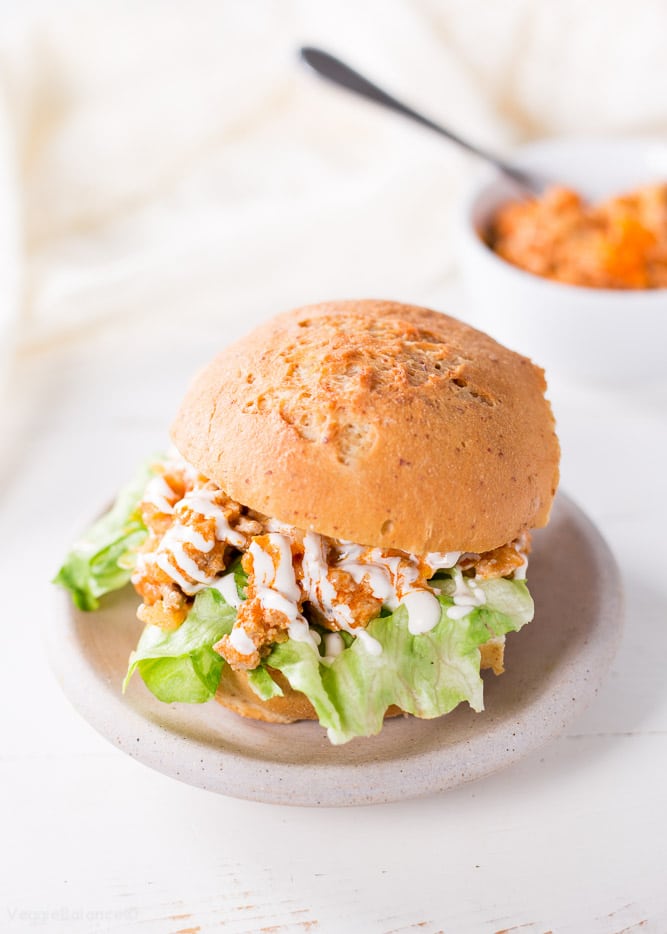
[46,491,624,807]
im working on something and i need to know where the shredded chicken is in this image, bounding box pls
[460,531,531,580]
[132,460,258,629]
[308,567,382,629]
[131,456,532,671]
[214,536,296,669]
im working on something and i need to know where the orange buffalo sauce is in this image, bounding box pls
[487,183,667,289]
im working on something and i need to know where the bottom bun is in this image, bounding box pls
[214,639,506,725]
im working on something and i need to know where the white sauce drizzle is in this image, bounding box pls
[163,523,214,554]
[424,551,462,571]
[259,587,301,620]
[447,605,475,621]
[250,539,275,587]
[246,534,320,653]
[140,454,528,658]
[339,556,395,605]
[151,519,219,595]
[181,490,245,548]
[287,617,319,647]
[170,544,212,583]
[229,627,256,656]
[302,532,383,653]
[141,470,253,598]
[213,572,241,608]
[143,475,176,514]
[268,533,301,603]
[354,629,383,656]
[337,546,446,638]
[402,590,442,635]
[445,568,487,620]
[146,512,235,598]
[155,553,208,596]
[323,631,345,658]
[302,532,353,628]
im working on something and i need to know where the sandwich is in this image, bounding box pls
[56,300,560,744]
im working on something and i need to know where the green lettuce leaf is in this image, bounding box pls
[246,666,285,701]
[266,578,534,744]
[231,559,248,598]
[124,587,236,703]
[54,461,157,610]
[122,558,533,743]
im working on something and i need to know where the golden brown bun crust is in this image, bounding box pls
[215,641,506,724]
[172,300,560,554]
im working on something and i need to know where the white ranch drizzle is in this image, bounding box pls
[140,470,253,597]
[446,604,476,621]
[323,631,345,658]
[262,534,301,603]
[231,533,320,657]
[402,590,442,635]
[302,533,382,654]
[181,490,246,549]
[229,626,256,656]
[337,546,444,638]
[154,553,208,596]
[338,548,395,606]
[424,551,462,571]
[147,518,219,595]
[162,523,214,554]
[143,475,177,514]
[140,455,529,658]
[166,545,211,584]
[353,628,383,656]
[213,572,241,608]
[445,568,487,620]
[258,587,300,618]
[302,533,353,627]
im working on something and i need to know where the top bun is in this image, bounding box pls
[171,300,559,554]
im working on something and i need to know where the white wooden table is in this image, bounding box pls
[3,285,666,934]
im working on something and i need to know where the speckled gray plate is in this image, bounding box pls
[48,493,623,806]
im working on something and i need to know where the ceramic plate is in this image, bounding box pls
[48,493,623,806]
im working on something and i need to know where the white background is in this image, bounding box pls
[4,290,666,933]
[2,2,667,931]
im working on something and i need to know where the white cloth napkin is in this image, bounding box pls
[1,0,667,358]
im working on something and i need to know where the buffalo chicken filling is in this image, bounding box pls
[131,455,530,671]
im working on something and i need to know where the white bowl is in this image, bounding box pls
[457,137,667,390]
